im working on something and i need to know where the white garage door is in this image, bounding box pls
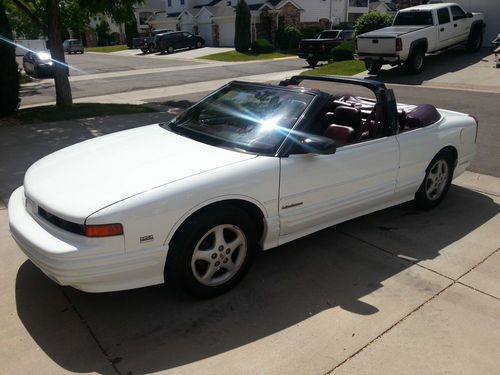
[218,19,235,47]
[454,0,499,47]
[180,22,194,34]
[198,23,213,46]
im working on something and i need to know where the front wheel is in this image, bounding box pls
[165,207,258,298]
[196,41,202,48]
[167,45,174,54]
[306,58,318,67]
[365,60,382,74]
[405,48,425,74]
[466,31,483,52]
[414,151,454,209]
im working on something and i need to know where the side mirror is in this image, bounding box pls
[296,134,337,155]
[466,12,473,18]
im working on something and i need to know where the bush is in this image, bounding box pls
[301,26,323,40]
[0,1,20,117]
[276,25,302,51]
[331,40,355,61]
[354,12,393,36]
[251,38,273,53]
[234,0,251,52]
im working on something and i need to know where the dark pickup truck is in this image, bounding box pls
[132,29,173,53]
[298,29,354,67]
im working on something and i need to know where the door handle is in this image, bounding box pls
[454,24,457,27]
[440,28,444,32]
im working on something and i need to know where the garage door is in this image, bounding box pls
[454,0,499,47]
[198,23,213,46]
[218,19,235,47]
[180,23,194,34]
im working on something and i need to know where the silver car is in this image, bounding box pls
[63,39,84,54]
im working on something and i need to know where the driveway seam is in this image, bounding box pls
[59,287,122,375]
[325,282,454,375]
[456,281,500,302]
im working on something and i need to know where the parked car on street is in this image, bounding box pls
[154,31,204,54]
[9,75,477,297]
[491,33,500,52]
[355,3,485,74]
[298,29,354,67]
[132,29,174,53]
[22,51,68,78]
[63,39,84,54]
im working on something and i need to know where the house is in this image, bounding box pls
[369,1,397,15]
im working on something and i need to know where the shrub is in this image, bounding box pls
[331,40,355,61]
[354,12,393,36]
[0,0,20,117]
[251,38,273,53]
[234,0,251,52]
[276,25,302,51]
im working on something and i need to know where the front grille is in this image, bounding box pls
[38,206,85,236]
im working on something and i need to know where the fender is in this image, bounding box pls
[162,194,270,247]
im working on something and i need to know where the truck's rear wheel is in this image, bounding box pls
[306,58,318,67]
[365,61,382,74]
[405,48,425,74]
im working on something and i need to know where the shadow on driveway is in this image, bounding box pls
[363,47,491,85]
[14,185,499,374]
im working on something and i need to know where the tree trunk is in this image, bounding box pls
[46,0,72,106]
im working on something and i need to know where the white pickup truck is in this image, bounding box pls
[355,3,485,74]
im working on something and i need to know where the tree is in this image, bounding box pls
[234,0,250,53]
[7,0,142,107]
[354,11,394,36]
[0,0,20,117]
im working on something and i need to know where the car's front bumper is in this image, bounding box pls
[8,186,166,292]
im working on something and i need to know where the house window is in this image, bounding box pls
[168,0,172,6]
[180,0,185,5]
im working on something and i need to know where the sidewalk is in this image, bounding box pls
[0,112,498,374]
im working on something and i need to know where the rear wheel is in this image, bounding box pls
[405,48,425,74]
[414,151,454,209]
[165,207,258,298]
[306,58,318,67]
[365,60,382,74]
[466,31,483,52]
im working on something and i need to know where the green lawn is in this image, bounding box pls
[199,51,295,62]
[19,73,33,84]
[85,45,129,53]
[301,60,366,76]
[3,103,156,126]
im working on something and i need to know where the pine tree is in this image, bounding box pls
[234,0,251,52]
[0,0,20,117]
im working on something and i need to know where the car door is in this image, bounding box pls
[437,7,454,49]
[181,32,194,48]
[279,132,399,244]
[450,5,469,44]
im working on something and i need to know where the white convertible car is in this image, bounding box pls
[9,76,477,297]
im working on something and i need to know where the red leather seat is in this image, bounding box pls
[323,125,355,146]
[333,106,362,130]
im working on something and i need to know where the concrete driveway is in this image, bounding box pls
[107,47,235,61]
[0,113,499,374]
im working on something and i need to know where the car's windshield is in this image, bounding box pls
[393,11,434,26]
[163,84,314,154]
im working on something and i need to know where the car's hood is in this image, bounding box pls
[24,124,257,223]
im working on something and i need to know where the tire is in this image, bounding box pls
[165,206,258,298]
[196,41,202,48]
[141,48,148,53]
[405,48,425,74]
[167,45,174,54]
[414,150,454,209]
[466,31,483,52]
[148,43,154,53]
[306,58,318,67]
[365,60,382,74]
